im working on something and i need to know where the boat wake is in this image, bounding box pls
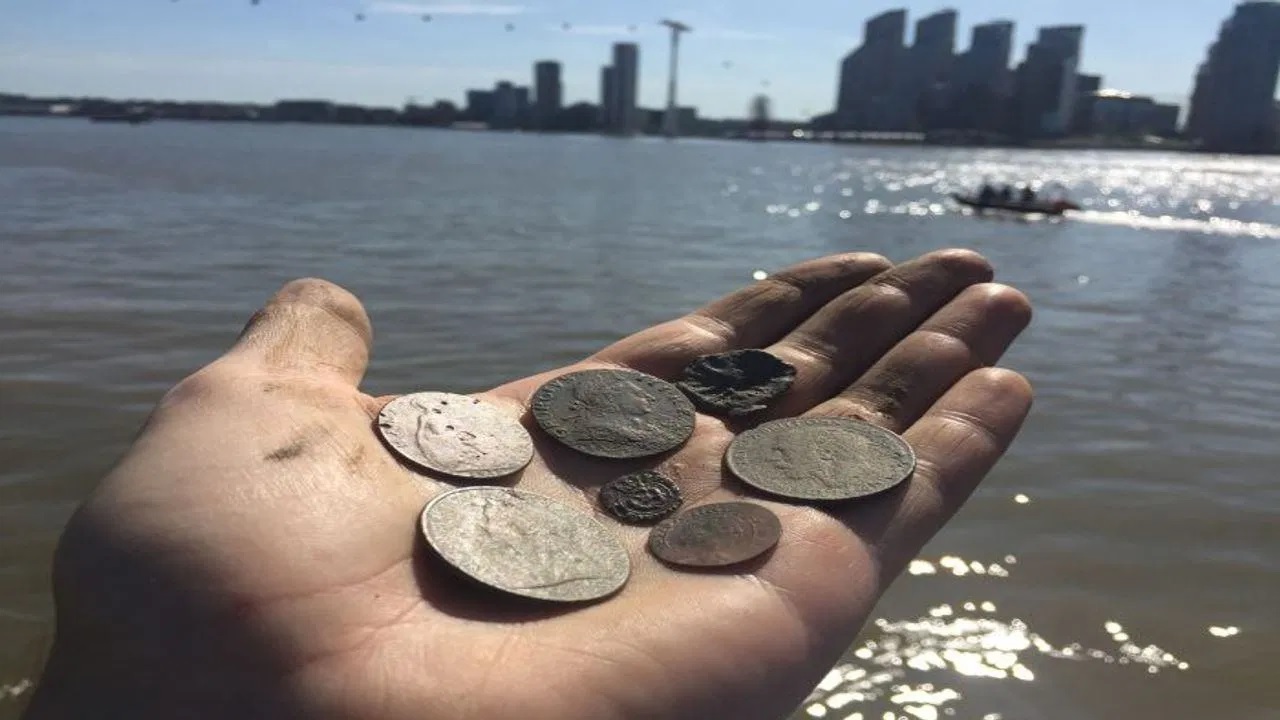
[1071,210,1280,240]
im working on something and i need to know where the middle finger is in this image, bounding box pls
[762,249,993,418]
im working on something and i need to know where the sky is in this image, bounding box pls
[0,0,1251,119]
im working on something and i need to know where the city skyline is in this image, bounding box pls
[1,0,1264,119]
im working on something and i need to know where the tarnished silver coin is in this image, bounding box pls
[378,392,533,480]
[726,417,916,501]
[677,349,797,417]
[421,487,630,602]
[531,369,696,459]
[599,470,684,524]
[648,502,781,567]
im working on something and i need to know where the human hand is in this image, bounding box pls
[25,249,1031,720]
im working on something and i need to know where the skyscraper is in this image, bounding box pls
[911,10,957,84]
[610,43,640,135]
[600,65,615,127]
[835,9,909,130]
[1187,1,1280,152]
[534,61,562,129]
[1011,25,1084,138]
[491,81,519,128]
[908,9,958,129]
[958,20,1013,91]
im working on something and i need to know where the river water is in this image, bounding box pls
[1,118,1277,719]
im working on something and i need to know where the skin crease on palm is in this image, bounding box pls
[23,249,1033,720]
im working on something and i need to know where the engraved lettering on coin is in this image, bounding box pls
[726,417,916,501]
[676,349,797,416]
[378,392,533,479]
[599,470,684,524]
[531,369,696,459]
[648,502,781,567]
[421,487,630,602]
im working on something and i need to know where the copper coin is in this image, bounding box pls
[421,487,630,602]
[726,417,915,501]
[378,392,533,480]
[648,502,781,567]
[677,349,797,416]
[531,369,696,459]
[599,470,684,524]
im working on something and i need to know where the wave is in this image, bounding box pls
[1072,210,1280,240]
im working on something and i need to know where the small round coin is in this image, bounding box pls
[531,369,696,459]
[421,487,631,602]
[648,502,782,567]
[676,349,797,417]
[599,470,684,524]
[726,417,916,501]
[378,392,533,480]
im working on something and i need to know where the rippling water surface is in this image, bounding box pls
[2,118,1279,719]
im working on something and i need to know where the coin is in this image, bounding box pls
[599,470,684,524]
[676,349,797,416]
[531,369,696,459]
[421,487,630,602]
[648,502,781,567]
[378,392,533,480]
[725,417,916,501]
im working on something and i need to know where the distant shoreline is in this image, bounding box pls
[6,112,1275,156]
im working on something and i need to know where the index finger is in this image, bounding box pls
[591,253,892,378]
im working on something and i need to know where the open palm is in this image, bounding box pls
[27,249,1032,720]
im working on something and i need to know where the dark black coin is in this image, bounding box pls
[531,369,696,459]
[599,470,684,524]
[648,502,782,568]
[676,349,797,417]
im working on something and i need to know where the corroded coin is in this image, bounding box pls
[648,502,781,567]
[726,417,915,501]
[676,349,797,416]
[531,369,696,459]
[421,487,630,602]
[378,392,533,480]
[599,470,684,524]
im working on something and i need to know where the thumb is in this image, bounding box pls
[228,278,373,387]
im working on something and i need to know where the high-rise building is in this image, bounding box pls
[835,9,909,130]
[534,61,562,129]
[1071,73,1103,134]
[600,65,615,127]
[908,9,958,129]
[911,10,957,85]
[957,20,1013,91]
[1187,1,1280,152]
[1011,25,1085,138]
[491,81,519,128]
[465,89,494,122]
[610,43,640,134]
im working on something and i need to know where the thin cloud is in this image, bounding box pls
[370,2,527,16]
[554,24,650,37]
[698,27,777,41]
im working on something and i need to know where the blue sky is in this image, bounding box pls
[0,0,1249,118]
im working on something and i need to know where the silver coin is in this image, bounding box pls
[726,418,916,501]
[420,487,631,602]
[531,369,696,459]
[378,392,533,480]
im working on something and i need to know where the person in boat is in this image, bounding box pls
[998,185,1013,204]
[1019,185,1037,205]
[978,183,997,204]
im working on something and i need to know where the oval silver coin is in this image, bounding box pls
[531,369,696,459]
[378,392,533,480]
[725,418,916,501]
[421,487,631,602]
